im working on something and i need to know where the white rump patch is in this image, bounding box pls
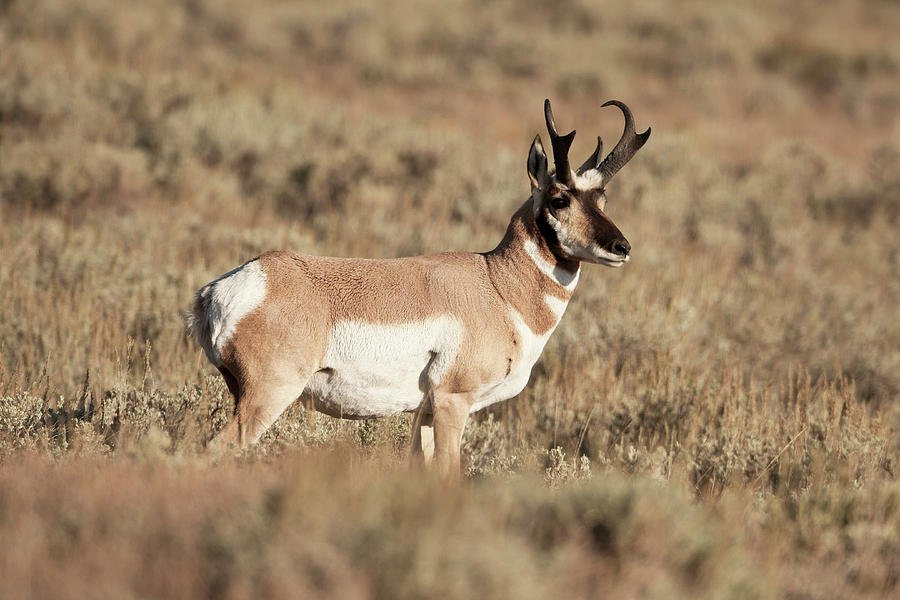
[306,316,464,418]
[524,239,580,290]
[193,260,267,366]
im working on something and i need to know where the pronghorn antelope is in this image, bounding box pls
[190,99,650,478]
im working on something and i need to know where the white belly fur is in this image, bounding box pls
[304,302,563,418]
[305,316,464,418]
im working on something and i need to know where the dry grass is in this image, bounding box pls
[1,0,899,597]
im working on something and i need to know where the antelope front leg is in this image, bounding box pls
[409,408,434,467]
[431,393,471,481]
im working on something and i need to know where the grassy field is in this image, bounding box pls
[1,0,899,597]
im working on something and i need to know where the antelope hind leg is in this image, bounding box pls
[209,367,309,454]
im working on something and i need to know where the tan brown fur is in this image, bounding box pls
[221,199,567,393]
[194,100,648,479]
[484,201,578,333]
[207,192,619,475]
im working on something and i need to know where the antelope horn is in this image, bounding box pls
[577,136,603,175]
[596,100,651,184]
[544,99,576,187]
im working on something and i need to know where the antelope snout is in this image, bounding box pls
[607,237,631,257]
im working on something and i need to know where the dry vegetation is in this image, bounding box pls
[1,0,899,598]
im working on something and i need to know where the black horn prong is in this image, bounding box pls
[577,136,604,175]
[543,98,559,136]
[596,100,651,184]
[544,99,576,187]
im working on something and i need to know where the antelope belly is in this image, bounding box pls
[304,316,463,418]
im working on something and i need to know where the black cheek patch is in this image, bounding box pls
[536,212,566,258]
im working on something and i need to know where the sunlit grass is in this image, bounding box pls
[1,0,898,597]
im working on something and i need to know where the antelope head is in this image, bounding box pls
[527,99,650,267]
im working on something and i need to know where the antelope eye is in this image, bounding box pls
[550,196,569,210]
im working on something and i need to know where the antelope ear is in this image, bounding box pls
[527,135,550,192]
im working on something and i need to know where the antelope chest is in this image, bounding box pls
[469,307,558,412]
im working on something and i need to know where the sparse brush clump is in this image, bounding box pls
[1,0,899,598]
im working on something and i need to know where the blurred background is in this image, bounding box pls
[0,1,898,598]
[1,0,898,396]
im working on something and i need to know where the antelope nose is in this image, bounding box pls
[609,238,631,257]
